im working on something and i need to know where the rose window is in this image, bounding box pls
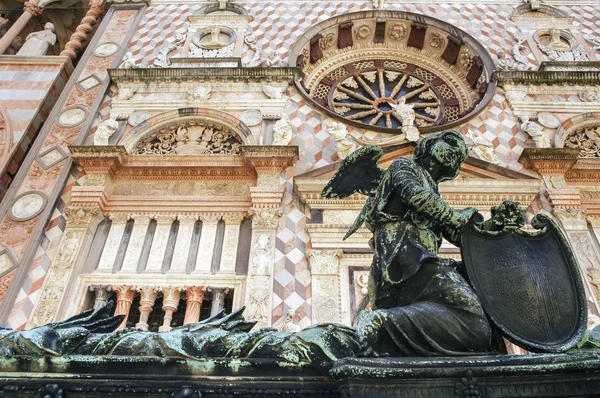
[291,10,497,134]
[321,60,447,129]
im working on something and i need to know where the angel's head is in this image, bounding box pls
[413,130,468,182]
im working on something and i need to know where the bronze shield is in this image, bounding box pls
[461,214,587,352]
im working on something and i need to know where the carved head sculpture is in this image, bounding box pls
[413,130,469,182]
[44,22,55,32]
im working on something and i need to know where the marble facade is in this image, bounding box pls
[0,0,598,348]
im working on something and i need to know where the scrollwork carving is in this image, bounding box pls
[249,208,282,229]
[564,125,600,158]
[307,249,343,275]
[65,206,103,228]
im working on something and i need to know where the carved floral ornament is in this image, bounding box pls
[554,114,600,158]
[290,10,496,133]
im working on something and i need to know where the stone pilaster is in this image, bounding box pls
[307,249,343,324]
[194,214,220,273]
[158,286,180,332]
[220,214,244,274]
[135,286,157,330]
[121,215,152,273]
[28,206,103,328]
[183,285,207,324]
[90,284,111,309]
[113,285,135,329]
[97,213,129,272]
[145,215,175,272]
[169,215,197,273]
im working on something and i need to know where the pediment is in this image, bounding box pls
[295,148,540,211]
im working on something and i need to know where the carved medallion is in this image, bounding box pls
[57,107,87,128]
[128,111,152,127]
[9,191,47,221]
[94,42,119,58]
[240,110,263,127]
[537,112,560,129]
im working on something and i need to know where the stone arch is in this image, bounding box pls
[511,4,568,18]
[196,3,249,16]
[554,112,600,156]
[0,104,13,171]
[120,108,256,155]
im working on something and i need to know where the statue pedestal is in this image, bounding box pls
[330,352,600,397]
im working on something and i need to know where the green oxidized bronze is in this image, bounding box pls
[322,130,491,356]
[0,131,592,371]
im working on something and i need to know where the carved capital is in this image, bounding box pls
[199,213,222,224]
[136,286,158,304]
[109,213,130,223]
[222,213,245,224]
[65,206,103,228]
[249,207,282,229]
[160,286,181,309]
[307,249,343,275]
[184,285,207,303]
[553,207,588,230]
[153,214,177,225]
[177,214,199,224]
[23,1,42,16]
[113,285,135,302]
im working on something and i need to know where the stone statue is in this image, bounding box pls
[322,131,491,356]
[391,97,419,142]
[202,26,225,49]
[520,116,550,148]
[580,88,598,102]
[16,22,56,56]
[466,130,500,164]
[278,309,301,333]
[264,50,283,67]
[547,29,570,51]
[119,52,138,69]
[272,113,293,145]
[327,122,356,160]
[94,114,119,145]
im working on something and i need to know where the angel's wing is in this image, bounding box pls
[321,145,385,199]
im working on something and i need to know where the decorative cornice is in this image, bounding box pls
[108,67,297,83]
[519,148,580,175]
[494,68,600,85]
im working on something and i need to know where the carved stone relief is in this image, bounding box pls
[110,181,250,196]
[132,120,243,155]
[251,234,273,275]
[564,125,600,158]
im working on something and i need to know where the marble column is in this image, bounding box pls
[145,215,175,272]
[89,285,111,309]
[97,214,129,272]
[183,285,207,324]
[170,215,197,273]
[219,214,244,273]
[209,287,229,316]
[193,214,220,273]
[0,1,42,54]
[159,287,180,332]
[113,285,135,329]
[135,286,157,331]
[121,215,152,273]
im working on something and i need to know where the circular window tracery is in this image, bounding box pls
[290,11,497,134]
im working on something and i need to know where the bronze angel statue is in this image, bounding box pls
[322,130,492,356]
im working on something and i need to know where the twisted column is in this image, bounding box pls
[113,285,135,329]
[183,286,207,324]
[0,1,42,54]
[60,0,106,59]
